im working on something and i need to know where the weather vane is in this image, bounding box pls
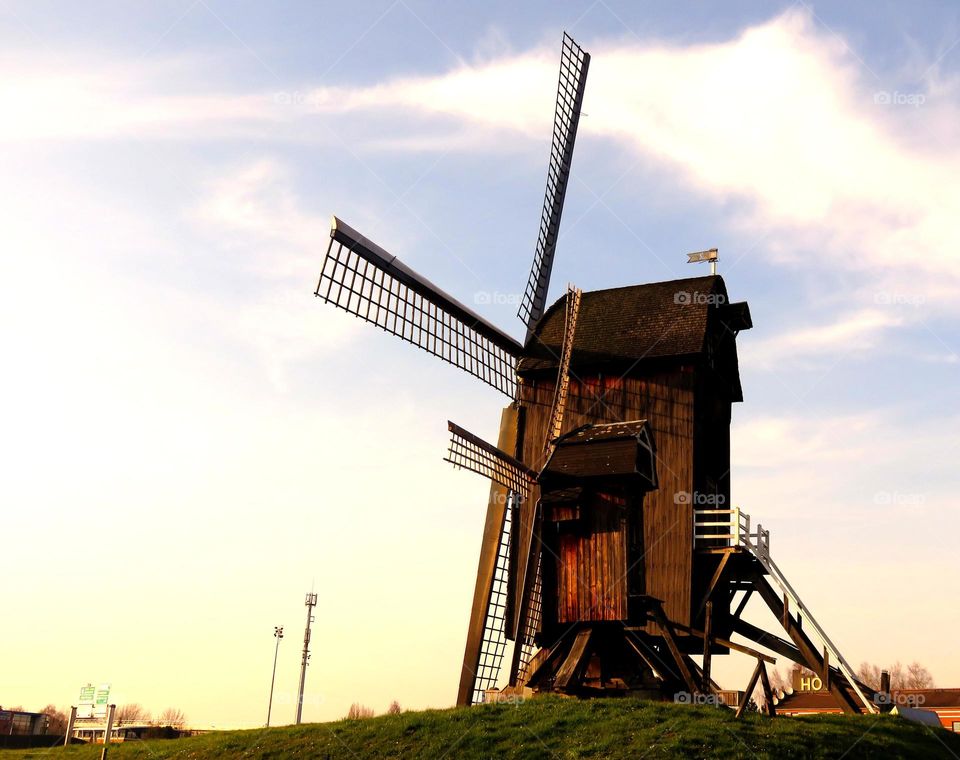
[687,247,719,275]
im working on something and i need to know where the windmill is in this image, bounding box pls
[314,33,878,715]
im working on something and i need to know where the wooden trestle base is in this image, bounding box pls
[517,598,719,704]
[507,580,876,717]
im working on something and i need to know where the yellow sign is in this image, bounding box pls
[792,671,828,692]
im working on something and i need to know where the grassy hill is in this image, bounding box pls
[5,697,960,759]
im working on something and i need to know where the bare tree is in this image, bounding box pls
[767,662,810,693]
[857,661,882,690]
[346,703,374,719]
[387,700,401,715]
[38,705,68,735]
[905,662,934,689]
[856,661,933,690]
[116,704,150,724]
[158,708,187,728]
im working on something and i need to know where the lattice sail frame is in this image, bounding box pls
[514,552,543,686]
[445,423,539,702]
[519,33,591,336]
[444,422,536,498]
[316,218,523,398]
[469,496,515,704]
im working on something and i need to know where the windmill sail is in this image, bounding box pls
[508,505,543,686]
[445,420,536,703]
[444,421,536,497]
[518,33,590,339]
[316,217,523,398]
[465,489,515,704]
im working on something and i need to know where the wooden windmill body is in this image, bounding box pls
[315,33,878,715]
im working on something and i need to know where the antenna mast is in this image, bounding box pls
[295,592,317,724]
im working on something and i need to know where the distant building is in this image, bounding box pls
[0,708,47,736]
[72,718,146,743]
[775,688,960,731]
[71,718,195,744]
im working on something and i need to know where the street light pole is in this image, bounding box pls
[267,626,283,727]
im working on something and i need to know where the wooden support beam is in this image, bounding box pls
[823,646,830,688]
[750,572,861,714]
[735,661,763,718]
[702,602,713,693]
[656,620,777,664]
[526,634,572,688]
[624,634,666,683]
[650,603,699,696]
[696,554,731,617]
[623,629,687,688]
[732,588,753,621]
[732,619,803,663]
[734,613,875,708]
[758,660,776,717]
[554,629,592,691]
[684,655,721,694]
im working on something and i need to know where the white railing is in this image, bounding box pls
[693,506,768,556]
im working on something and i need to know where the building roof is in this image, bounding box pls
[892,689,960,708]
[553,420,652,445]
[540,420,657,487]
[518,275,750,375]
[776,688,960,711]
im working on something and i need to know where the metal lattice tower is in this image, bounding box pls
[295,592,317,724]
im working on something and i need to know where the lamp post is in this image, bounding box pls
[267,625,284,727]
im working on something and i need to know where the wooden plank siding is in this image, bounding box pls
[517,368,695,627]
[554,492,628,623]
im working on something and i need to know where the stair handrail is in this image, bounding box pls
[731,509,876,714]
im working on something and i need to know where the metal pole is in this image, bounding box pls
[267,626,283,726]
[296,592,318,724]
[64,706,76,747]
[100,704,115,760]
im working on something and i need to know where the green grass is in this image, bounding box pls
[4,697,959,759]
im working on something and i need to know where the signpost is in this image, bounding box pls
[100,704,116,759]
[64,706,77,746]
[94,685,111,719]
[77,685,96,719]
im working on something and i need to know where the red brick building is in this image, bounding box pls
[775,688,960,731]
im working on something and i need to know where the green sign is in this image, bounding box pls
[94,684,111,717]
[79,686,95,704]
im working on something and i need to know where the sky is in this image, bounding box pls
[2,0,959,729]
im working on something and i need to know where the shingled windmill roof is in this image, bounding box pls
[518,274,750,375]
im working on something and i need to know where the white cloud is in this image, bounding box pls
[297,9,960,356]
[0,54,279,141]
[191,159,360,389]
[733,408,958,521]
[742,308,904,369]
[11,12,960,346]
